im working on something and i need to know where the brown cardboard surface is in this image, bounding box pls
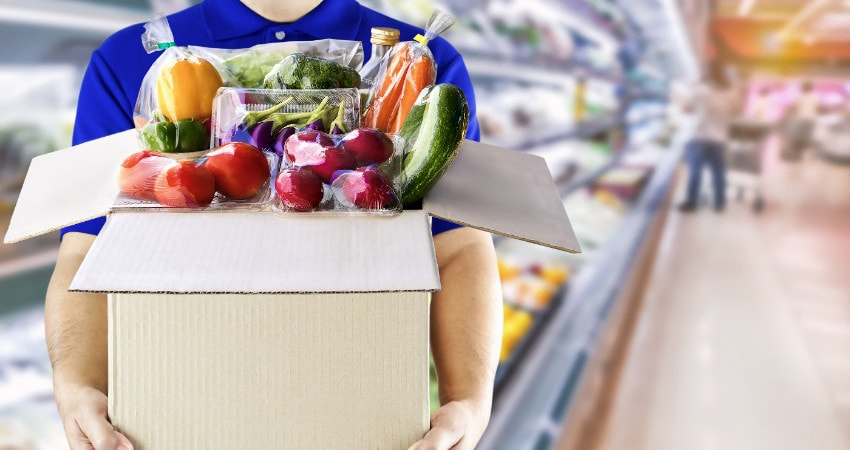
[424,140,581,253]
[3,130,137,244]
[108,292,430,449]
[71,210,440,294]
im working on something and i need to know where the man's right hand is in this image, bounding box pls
[55,384,134,450]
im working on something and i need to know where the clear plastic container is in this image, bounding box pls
[112,150,278,211]
[211,87,361,156]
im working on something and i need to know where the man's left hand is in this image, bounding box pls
[408,400,488,450]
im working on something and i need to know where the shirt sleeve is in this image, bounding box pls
[430,52,479,235]
[61,49,135,241]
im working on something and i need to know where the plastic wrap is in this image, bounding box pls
[211,88,361,156]
[262,53,362,90]
[134,16,229,154]
[113,146,278,210]
[190,39,364,89]
[210,87,400,214]
[362,9,455,133]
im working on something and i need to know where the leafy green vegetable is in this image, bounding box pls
[263,53,361,90]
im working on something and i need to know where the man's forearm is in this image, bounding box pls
[431,228,502,415]
[45,232,109,394]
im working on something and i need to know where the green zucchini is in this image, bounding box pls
[398,83,469,206]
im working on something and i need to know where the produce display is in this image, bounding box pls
[362,9,455,133]
[494,241,574,368]
[501,303,534,363]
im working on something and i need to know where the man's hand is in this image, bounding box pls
[408,400,489,450]
[422,227,502,450]
[46,232,132,450]
[55,384,133,450]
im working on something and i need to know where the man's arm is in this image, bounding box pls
[409,227,503,450]
[46,232,133,450]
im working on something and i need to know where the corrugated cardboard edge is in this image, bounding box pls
[71,210,442,294]
[424,139,582,253]
[3,213,109,245]
[428,213,581,254]
[3,129,137,244]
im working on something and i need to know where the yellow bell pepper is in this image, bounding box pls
[156,57,223,122]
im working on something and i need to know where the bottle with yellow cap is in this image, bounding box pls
[360,27,401,90]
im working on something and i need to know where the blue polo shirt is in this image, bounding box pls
[61,0,479,239]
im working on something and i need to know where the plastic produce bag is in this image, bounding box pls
[134,16,231,154]
[190,39,364,89]
[362,9,455,134]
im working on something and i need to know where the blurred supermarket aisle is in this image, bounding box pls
[595,136,850,450]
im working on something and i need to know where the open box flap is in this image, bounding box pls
[3,130,137,244]
[424,140,581,253]
[69,210,441,294]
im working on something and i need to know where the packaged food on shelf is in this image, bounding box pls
[500,303,534,362]
[113,144,277,210]
[590,165,652,201]
[363,9,455,133]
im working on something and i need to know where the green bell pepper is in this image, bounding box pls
[140,119,208,153]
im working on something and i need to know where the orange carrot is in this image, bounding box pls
[389,54,435,134]
[363,43,411,132]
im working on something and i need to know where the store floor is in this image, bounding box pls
[596,136,850,450]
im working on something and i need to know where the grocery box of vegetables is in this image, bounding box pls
[2,12,581,450]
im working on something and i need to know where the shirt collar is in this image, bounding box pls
[202,0,364,42]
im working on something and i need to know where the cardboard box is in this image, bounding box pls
[5,130,579,449]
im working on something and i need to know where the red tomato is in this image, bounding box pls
[154,161,216,207]
[203,142,270,199]
[117,150,172,201]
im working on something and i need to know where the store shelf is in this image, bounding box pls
[497,114,621,152]
[479,120,693,450]
[466,56,622,87]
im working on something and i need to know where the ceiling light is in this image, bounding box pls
[738,0,758,16]
[777,0,833,40]
[660,0,700,80]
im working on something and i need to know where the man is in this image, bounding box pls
[46,1,502,449]
[678,63,738,212]
[782,81,819,160]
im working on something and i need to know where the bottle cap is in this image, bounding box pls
[371,27,400,46]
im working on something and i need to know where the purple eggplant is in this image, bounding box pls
[249,120,276,151]
[304,119,325,132]
[328,100,347,135]
[272,125,297,159]
[229,123,252,144]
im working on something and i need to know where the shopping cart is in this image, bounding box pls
[725,119,769,213]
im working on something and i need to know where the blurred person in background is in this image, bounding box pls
[678,62,739,213]
[44,1,501,450]
[749,86,773,125]
[781,81,819,161]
